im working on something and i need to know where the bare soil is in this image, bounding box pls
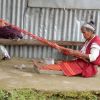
[0,57,100,91]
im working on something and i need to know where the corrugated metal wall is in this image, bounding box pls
[0,0,100,59]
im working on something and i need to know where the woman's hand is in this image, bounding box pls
[72,50,82,57]
[72,50,89,62]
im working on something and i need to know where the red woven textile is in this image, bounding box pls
[40,64,62,71]
[1,19,98,77]
[40,59,98,77]
[0,19,72,55]
[40,60,82,76]
[59,61,82,76]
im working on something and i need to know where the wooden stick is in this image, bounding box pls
[0,39,83,46]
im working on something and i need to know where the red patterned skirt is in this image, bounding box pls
[40,59,97,77]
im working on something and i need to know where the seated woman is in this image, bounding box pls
[40,21,100,78]
[0,19,23,60]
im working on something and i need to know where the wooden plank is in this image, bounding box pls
[28,0,100,9]
[0,39,84,46]
[0,39,46,46]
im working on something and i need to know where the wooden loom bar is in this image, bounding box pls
[0,39,84,46]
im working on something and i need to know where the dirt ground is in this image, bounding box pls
[0,57,100,91]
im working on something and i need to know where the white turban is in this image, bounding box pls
[83,24,95,31]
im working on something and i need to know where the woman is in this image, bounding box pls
[40,21,100,77]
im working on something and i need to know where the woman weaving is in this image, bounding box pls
[40,21,100,77]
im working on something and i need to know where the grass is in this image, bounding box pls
[0,88,100,100]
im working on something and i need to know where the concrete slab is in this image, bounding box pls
[0,57,100,92]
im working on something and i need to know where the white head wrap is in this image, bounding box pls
[83,24,95,31]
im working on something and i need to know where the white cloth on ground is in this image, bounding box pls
[0,45,10,58]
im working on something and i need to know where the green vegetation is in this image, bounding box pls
[0,89,100,100]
